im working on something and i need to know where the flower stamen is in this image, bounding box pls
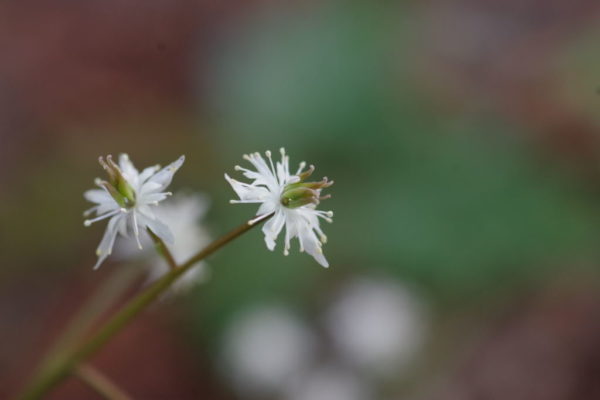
[84,208,124,226]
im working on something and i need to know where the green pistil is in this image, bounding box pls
[281,187,320,208]
[280,168,333,209]
[98,155,136,208]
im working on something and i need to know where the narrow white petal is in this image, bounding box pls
[84,189,113,205]
[93,252,110,270]
[138,212,175,245]
[118,214,129,237]
[298,224,329,268]
[118,154,140,188]
[256,200,277,216]
[139,165,160,183]
[137,204,155,219]
[96,202,118,216]
[225,173,270,202]
[244,153,280,191]
[139,191,171,205]
[94,215,121,269]
[262,210,286,251]
[146,155,185,192]
[132,210,143,250]
[139,181,162,195]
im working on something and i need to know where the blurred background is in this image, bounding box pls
[2,0,600,399]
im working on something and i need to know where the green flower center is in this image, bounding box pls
[98,155,136,208]
[280,165,333,209]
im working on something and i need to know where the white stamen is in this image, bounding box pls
[85,154,185,269]
[84,208,122,226]
[248,213,271,226]
[265,150,278,183]
[226,148,333,267]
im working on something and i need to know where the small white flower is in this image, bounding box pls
[284,365,372,400]
[116,193,211,293]
[220,305,317,396]
[84,153,185,269]
[325,278,429,377]
[225,148,333,267]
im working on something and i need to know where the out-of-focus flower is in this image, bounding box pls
[284,365,373,400]
[219,305,317,396]
[84,154,185,269]
[225,148,333,267]
[325,277,429,377]
[116,193,211,292]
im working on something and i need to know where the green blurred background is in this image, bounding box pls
[2,0,600,399]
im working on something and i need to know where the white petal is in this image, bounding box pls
[256,200,277,216]
[146,155,185,192]
[94,215,121,269]
[140,191,171,205]
[298,224,329,268]
[225,174,270,202]
[118,214,129,237]
[137,204,155,219]
[139,165,160,184]
[245,152,280,192]
[262,210,286,251]
[138,212,175,245]
[96,202,118,216]
[84,189,113,205]
[119,154,140,187]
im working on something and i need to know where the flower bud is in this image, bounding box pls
[281,187,320,208]
[98,155,136,207]
[280,173,333,209]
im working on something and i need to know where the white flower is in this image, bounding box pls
[115,193,211,293]
[84,154,185,269]
[220,305,317,396]
[325,278,429,377]
[284,365,372,400]
[225,148,334,267]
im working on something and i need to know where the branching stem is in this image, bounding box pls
[16,213,273,400]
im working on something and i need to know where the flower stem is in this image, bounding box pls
[147,229,178,270]
[16,213,272,400]
[74,364,132,400]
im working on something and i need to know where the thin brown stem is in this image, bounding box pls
[74,364,133,400]
[181,212,272,269]
[16,213,273,400]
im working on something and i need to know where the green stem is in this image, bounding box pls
[74,364,133,400]
[34,266,141,376]
[16,213,272,400]
[147,229,178,270]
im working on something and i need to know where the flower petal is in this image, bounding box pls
[138,212,175,245]
[225,174,270,202]
[84,189,113,205]
[94,215,121,269]
[298,224,329,268]
[146,155,185,192]
[119,154,140,187]
[139,165,160,184]
[262,209,286,251]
